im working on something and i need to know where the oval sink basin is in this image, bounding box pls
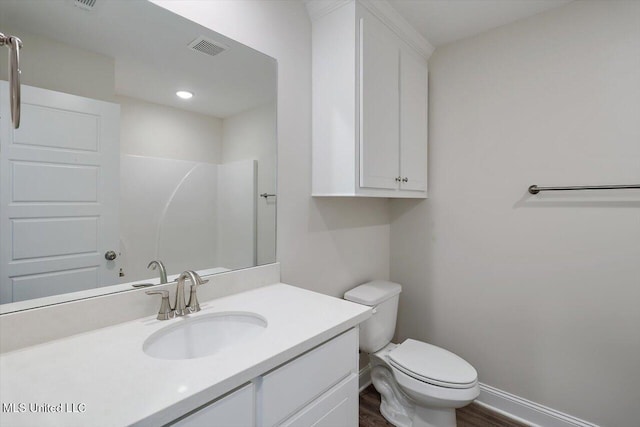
[143,312,267,360]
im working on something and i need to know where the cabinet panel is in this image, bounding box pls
[311,2,357,196]
[281,374,358,427]
[171,383,254,427]
[310,1,430,198]
[400,49,428,192]
[261,329,358,426]
[359,15,400,190]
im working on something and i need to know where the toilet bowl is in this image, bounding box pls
[344,281,479,427]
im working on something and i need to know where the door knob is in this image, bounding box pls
[105,250,117,261]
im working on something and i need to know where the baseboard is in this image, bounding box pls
[358,365,597,427]
[358,364,372,392]
[477,383,599,427]
[359,362,597,427]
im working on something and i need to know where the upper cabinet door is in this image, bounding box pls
[399,49,428,192]
[358,15,400,190]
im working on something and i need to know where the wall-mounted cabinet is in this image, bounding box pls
[309,0,433,198]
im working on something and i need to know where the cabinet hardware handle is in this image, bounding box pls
[402,177,408,183]
[395,177,401,182]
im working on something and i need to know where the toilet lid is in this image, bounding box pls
[388,339,477,389]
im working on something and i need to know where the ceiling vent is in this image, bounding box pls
[188,36,228,58]
[73,0,97,10]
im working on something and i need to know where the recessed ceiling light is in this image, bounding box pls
[176,91,193,99]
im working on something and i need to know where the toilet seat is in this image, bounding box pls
[388,339,477,389]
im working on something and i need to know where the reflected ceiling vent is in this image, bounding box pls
[73,0,97,10]
[188,36,228,58]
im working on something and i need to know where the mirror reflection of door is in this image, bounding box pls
[0,83,120,303]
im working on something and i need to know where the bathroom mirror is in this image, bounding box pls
[0,0,277,312]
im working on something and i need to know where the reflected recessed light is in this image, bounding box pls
[176,90,193,99]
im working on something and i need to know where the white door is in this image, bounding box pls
[359,12,400,190]
[0,83,120,303]
[399,48,428,192]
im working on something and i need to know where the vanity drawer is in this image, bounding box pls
[281,374,358,427]
[260,328,358,426]
[171,383,254,427]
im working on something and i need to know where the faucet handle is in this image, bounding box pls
[146,290,174,320]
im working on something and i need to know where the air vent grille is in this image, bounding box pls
[74,0,97,10]
[188,36,228,57]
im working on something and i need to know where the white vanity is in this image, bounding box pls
[0,283,371,426]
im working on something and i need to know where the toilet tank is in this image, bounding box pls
[344,281,402,353]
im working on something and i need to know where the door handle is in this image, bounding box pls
[105,251,117,261]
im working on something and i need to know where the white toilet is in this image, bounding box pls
[345,280,479,427]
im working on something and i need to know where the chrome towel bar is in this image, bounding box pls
[260,193,276,198]
[528,184,640,194]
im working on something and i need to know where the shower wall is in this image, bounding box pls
[120,155,258,282]
[222,102,277,265]
[118,98,269,282]
[119,155,219,282]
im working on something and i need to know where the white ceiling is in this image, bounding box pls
[388,0,573,47]
[0,0,276,118]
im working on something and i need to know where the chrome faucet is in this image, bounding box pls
[178,270,208,314]
[174,273,189,316]
[147,260,168,284]
[146,270,208,320]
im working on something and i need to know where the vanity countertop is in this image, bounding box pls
[0,284,371,427]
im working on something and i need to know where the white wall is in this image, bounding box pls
[222,103,276,163]
[118,95,223,164]
[152,0,391,297]
[222,102,277,265]
[390,2,640,426]
[0,27,115,102]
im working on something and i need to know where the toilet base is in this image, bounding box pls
[370,343,476,427]
[378,392,457,427]
[373,365,413,427]
[372,363,456,427]
[412,405,457,427]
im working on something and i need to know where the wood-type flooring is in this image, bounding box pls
[359,385,529,427]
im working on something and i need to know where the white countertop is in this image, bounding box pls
[0,284,371,427]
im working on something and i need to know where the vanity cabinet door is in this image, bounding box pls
[260,328,358,426]
[171,383,254,427]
